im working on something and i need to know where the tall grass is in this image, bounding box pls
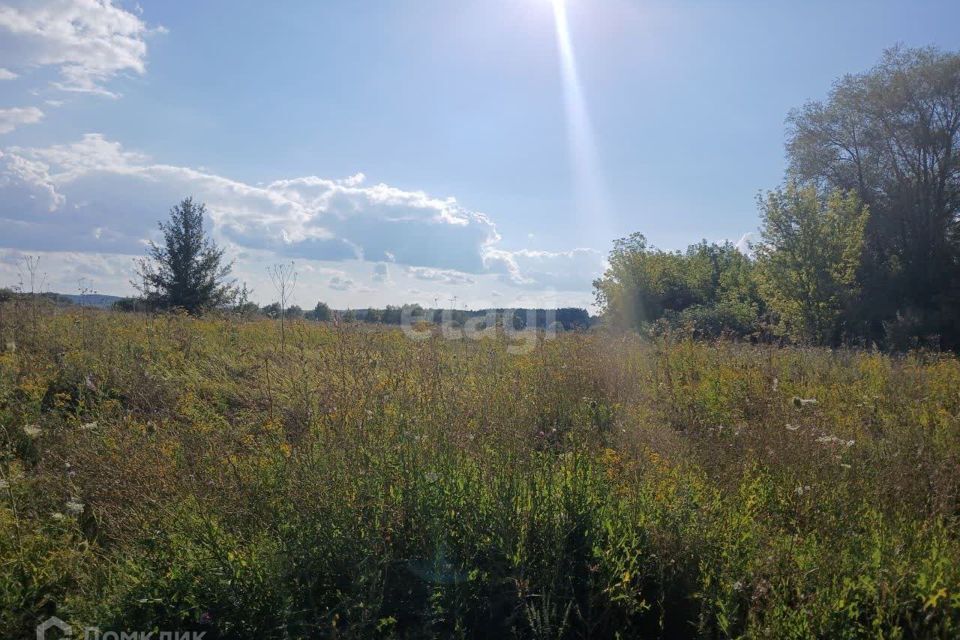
[1,305,958,638]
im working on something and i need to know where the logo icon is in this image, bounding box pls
[37,617,72,640]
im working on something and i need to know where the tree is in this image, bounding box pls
[593,233,671,329]
[593,233,763,336]
[787,46,960,347]
[755,185,867,345]
[135,198,236,314]
[267,262,297,351]
[556,308,591,330]
[307,301,331,322]
[232,283,259,318]
[285,305,304,320]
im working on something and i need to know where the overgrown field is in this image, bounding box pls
[2,307,960,638]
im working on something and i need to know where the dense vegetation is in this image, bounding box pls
[2,302,959,638]
[595,46,960,350]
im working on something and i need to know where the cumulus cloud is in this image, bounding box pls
[407,266,475,286]
[0,133,605,294]
[262,175,501,271]
[485,247,606,291]
[0,148,63,212]
[0,106,43,134]
[0,0,159,95]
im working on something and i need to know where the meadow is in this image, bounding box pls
[2,304,960,638]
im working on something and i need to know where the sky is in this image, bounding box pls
[1,0,959,311]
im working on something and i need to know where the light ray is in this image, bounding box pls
[550,0,611,237]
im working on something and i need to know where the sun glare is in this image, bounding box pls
[549,0,611,238]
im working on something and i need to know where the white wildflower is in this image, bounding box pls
[80,421,98,431]
[51,512,65,521]
[816,436,855,448]
[22,424,41,438]
[65,500,85,515]
[772,377,779,391]
[424,471,438,484]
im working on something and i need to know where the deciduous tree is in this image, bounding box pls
[755,185,867,345]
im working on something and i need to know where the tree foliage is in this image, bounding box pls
[755,186,868,344]
[593,234,763,337]
[135,198,236,314]
[596,46,960,349]
[787,45,960,347]
[306,301,332,322]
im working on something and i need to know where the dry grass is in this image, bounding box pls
[1,304,959,638]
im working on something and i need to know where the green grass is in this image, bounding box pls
[1,305,959,638]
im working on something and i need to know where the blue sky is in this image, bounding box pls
[1,0,959,309]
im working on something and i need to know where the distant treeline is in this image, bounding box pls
[189,300,592,331]
[595,47,960,351]
[0,290,592,332]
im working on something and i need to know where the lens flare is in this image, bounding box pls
[550,0,611,238]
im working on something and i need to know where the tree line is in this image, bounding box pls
[123,294,591,331]
[121,198,591,330]
[594,46,960,350]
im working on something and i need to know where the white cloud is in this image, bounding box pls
[0,0,159,95]
[484,247,605,291]
[0,247,135,295]
[0,68,17,80]
[0,106,43,134]
[0,148,63,213]
[407,266,475,285]
[0,134,606,297]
